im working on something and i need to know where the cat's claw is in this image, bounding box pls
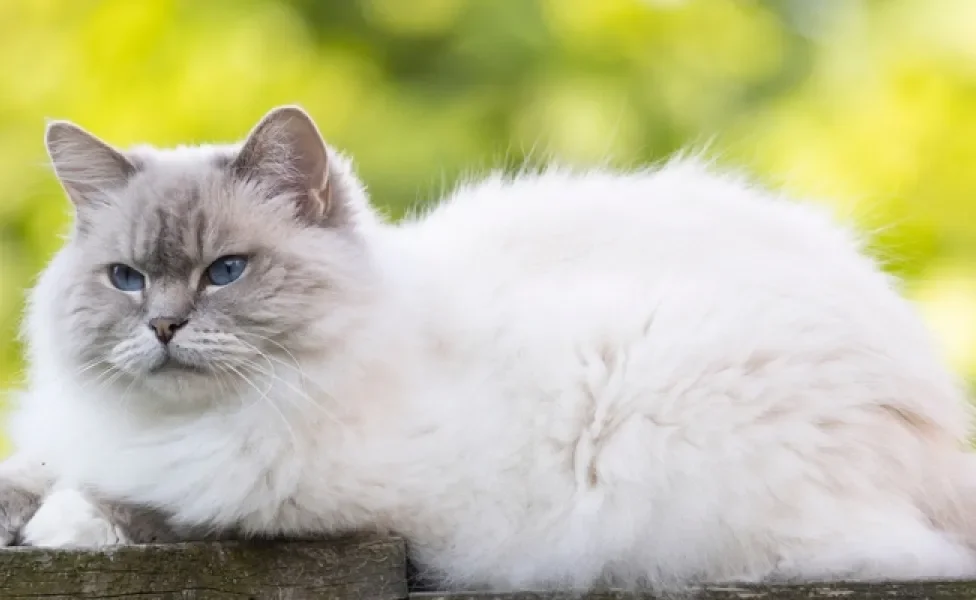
[21,489,129,548]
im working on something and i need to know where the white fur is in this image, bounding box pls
[22,489,128,547]
[10,158,976,590]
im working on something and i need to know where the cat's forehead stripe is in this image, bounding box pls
[133,183,210,276]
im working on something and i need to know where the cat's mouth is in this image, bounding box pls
[148,355,207,376]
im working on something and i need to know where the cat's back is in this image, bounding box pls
[405,159,870,284]
[400,158,911,340]
[396,157,965,439]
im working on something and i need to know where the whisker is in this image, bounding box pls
[115,373,141,416]
[223,362,299,448]
[223,362,274,405]
[73,359,109,377]
[211,362,246,410]
[86,365,119,388]
[233,334,341,408]
[236,333,307,377]
[235,353,342,426]
[211,363,232,403]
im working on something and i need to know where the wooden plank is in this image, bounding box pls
[0,534,407,600]
[6,536,976,600]
[411,580,976,599]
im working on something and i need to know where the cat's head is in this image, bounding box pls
[28,106,378,405]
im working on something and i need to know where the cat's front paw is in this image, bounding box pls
[21,489,129,548]
[0,479,40,546]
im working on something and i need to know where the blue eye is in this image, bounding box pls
[206,255,248,286]
[108,264,145,292]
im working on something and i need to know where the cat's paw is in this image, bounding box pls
[0,479,41,546]
[21,489,129,548]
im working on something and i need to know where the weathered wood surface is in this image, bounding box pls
[0,534,406,599]
[415,581,976,599]
[3,535,976,599]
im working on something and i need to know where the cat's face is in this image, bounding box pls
[34,106,374,403]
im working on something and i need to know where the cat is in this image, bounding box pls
[1,104,976,592]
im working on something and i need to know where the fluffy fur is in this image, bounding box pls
[3,105,976,591]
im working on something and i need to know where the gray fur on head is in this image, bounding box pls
[35,105,379,406]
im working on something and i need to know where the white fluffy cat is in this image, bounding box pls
[2,104,976,591]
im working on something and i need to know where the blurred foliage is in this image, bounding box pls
[0,0,974,450]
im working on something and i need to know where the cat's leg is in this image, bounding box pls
[0,453,55,546]
[100,500,188,544]
[21,488,184,548]
[769,515,976,582]
[22,488,128,547]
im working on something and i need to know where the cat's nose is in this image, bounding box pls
[148,316,188,345]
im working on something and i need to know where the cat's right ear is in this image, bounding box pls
[44,120,136,210]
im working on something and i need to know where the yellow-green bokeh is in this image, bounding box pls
[1,0,974,455]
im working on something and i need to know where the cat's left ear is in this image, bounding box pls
[44,120,137,210]
[231,105,344,228]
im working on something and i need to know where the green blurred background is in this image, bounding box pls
[1,0,975,453]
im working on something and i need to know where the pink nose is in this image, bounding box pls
[148,317,187,344]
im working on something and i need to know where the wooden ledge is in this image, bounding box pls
[0,534,407,599]
[414,581,976,599]
[2,536,976,599]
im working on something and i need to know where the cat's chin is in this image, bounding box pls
[137,363,226,406]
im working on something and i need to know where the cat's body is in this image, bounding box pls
[4,106,976,591]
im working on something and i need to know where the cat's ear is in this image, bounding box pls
[44,120,137,209]
[231,105,344,228]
